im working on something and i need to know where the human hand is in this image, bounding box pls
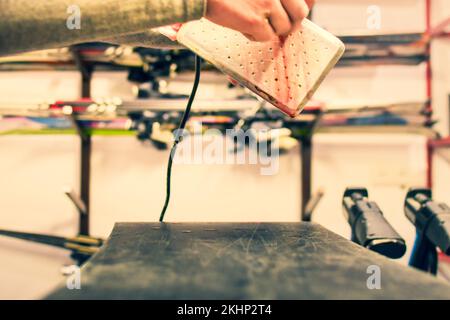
[205,0,315,41]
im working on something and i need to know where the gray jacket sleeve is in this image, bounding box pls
[0,0,205,56]
[110,29,184,50]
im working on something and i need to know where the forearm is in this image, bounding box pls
[0,0,205,56]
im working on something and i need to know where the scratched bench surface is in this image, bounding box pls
[48,223,450,300]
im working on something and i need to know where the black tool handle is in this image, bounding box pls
[343,188,406,259]
[352,206,407,259]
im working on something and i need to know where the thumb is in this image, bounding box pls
[157,23,184,41]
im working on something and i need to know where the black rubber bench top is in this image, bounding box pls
[48,222,450,299]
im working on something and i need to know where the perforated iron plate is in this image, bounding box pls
[177,18,345,117]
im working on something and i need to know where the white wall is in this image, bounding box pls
[0,71,80,105]
[314,64,427,108]
[313,0,426,34]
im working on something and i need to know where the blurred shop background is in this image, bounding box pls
[0,0,449,298]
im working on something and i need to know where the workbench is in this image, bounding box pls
[48,222,450,299]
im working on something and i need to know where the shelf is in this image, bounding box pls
[337,32,428,66]
[316,125,436,137]
[0,29,433,71]
[429,136,450,148]
[429,17,450,38]
[0,99,433,139]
